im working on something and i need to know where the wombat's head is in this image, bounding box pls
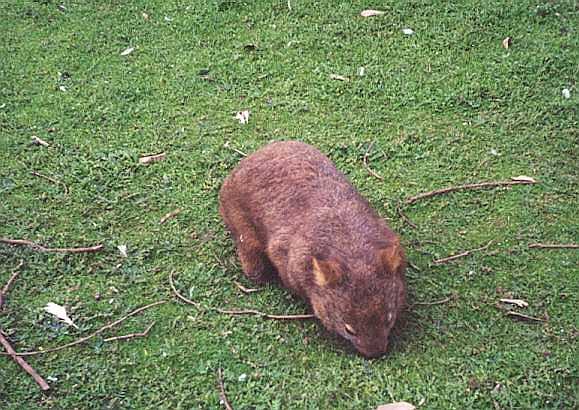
[309,241,406,359]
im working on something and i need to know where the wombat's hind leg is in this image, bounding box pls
[237,238,276,284]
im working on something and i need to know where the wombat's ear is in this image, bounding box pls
[380,242,404,274]
[312,257,343,287]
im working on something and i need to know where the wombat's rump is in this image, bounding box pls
[219,141,406,358]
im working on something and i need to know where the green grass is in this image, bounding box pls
[1,0,577,408]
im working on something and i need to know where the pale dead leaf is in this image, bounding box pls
[117,244,128,258]
[502,37,512,49]
[376,402,415,410]
[358,67,365,76]
[235,110,250,124]
[562,88,571,99]
[499,298,529,308]
[139,152,166,164]
[361,10,385,17]
[31,136,50,147]
[142,12,149,20]
[330,74,349,82]
[44,302,78,329]
[160,208,182,224]
[120,47,135,56]
[511,175,536,183]
[402,28,415,35]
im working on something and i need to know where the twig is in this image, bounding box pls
[159,208,182,225]
[233,281,259,294]
[505,311,546,323]
[405,178,537,205]
[396,203,417,228]
[31,171,69,195]
[224,142,247,157]
[433,241,493,265]
[528,243,579,249]
[103,322,156,342]
[139,152,166,165]
[362,141,384,180]
[0,301,166,357]
[31,136,50,147]
[0,333,50,391]
[0,260,24,309]
[217,368,234,410]
[412,296,451,306]
[0,238,103,254]
[170,272,313,320]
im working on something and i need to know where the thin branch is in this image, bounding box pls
[0,238,103,254]
[0,260,24,309]
[170,272,313,320]
[362,141,384,180]
[217,368,234,410]
[233,281,259,294]
[0,301,166,357]
[224,142,247,157]
[433,241,493,265]
[159,208,182,225]
[505,311,546,323]
[405,178,537,205]
[397,203,417,229]
[412,296,451,306]
[31,171,69,195]
[139,152,166,165]
[31,136,50,147]
[0,332,50,391]
[103,322,156,342]
[528,243,578,249]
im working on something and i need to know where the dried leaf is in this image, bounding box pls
[358,67,365,76]
[499,298,529,308]
[44,302,78,329]
[142,12,149,20]
[330,74,349,82]
[31,136,50,147]
[139,152,166,165]
[402,28,415,35]
[562,88,571,99]
[235,110,250,124]
[502,37,512,49]
[120,47,134,56]
[376,402,415,410]
[117,244,128,258]
[160,208,182,224]
[511,175,536,183]
[361,10,385,17]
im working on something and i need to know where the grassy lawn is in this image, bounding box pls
[1,0,577,408]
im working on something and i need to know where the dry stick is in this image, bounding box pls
[31,136,50,147]
[433,240,493,265]
[405,179,537,205]
[362,141,384,180]
[0,238,103,254]
[0,262,50,391]
[528,243,579,249]
[103,322,156,342]
[412,296,451,306]
[170,271,314,320]
[0,301,166,357]
[396,203,417,229]
[31,171,69,195]
[505,311,546,323]
[223,142,247,157]
[159,208,182,225]
[217,368,234,410]
[233,281,259,294]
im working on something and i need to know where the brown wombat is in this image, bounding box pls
[219,141,406,358]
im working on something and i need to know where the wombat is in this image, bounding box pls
[218,141,406,358]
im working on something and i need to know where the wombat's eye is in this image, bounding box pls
[344,323,357,336]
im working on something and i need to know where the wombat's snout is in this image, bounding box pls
[357,341,388,359]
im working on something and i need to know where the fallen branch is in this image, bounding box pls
[217,368,234,410]
[233,281,259,294]
[103,322,156,342]
[528,243,578,249]
[412,296,451,306]
[0,238,103,254]
[159,208,182,225]
[0,260,24,309]
[0,301,166,357]
[170,272,313,320]
[224,141,247,157]
[433,241,493,265]
[0,333,50,391]
[396,203,417,229]
[139,152,166,165]
[362,141,384,180]
[405,177,537,205]
[505,311,546,323]
[31,171,69,195]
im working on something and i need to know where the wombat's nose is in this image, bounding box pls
[358,344,388,359]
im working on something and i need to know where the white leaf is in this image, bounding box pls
[511,175,536,183]
[120,47,134,56]
[500,298,529,308]
[402,28,415,35]
[358,67,365,76]
[361,9,385,17]
[376,402,416,410]
[59,85,67,92]
[44,302,78,329]
[330,74,349,82]
[235,110,250,124]
[562,88,571,99]
[117,244,128,258]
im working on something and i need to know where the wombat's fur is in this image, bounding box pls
[219,141,406,358]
